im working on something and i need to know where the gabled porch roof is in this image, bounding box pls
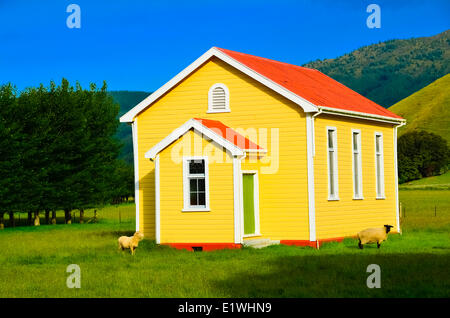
[145,118,266,160]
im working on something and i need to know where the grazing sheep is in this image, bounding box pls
[357,225,394,249]
[118,231,144,255]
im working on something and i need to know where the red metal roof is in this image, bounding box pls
[194,118,264,151]
[216,47,403,119]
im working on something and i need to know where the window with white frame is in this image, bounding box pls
[208,83,230,113]
[327,127,339,200]
[183,157,210,211]
[352,130,363,199]
[375,133,385,198]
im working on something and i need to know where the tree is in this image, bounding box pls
[0,79,124,227]
[0,84,21,228]
[398,130,449,183]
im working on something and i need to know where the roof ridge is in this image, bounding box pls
[216,47,316,72]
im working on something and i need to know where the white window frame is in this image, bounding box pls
[207,83,230,113]
[182,156,210,212]
[326,127,339,200]
[374,132,385,199]
[352,129,363,199]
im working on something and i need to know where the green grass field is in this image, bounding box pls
[0,192,449,298]
[399,171,450,190]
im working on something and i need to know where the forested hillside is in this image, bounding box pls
[109,91,151,164]
[304,30,450,107]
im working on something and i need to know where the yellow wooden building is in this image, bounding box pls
[120,47,405,250]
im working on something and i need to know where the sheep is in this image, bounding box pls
[357,225,394,249]
[118,231,144,255]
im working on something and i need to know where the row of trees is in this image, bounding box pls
[0,80,133,228]
[398,130,449,184]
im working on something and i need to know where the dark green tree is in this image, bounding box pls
[398,130,450,183]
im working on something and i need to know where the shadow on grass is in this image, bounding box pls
[211,253,450,298]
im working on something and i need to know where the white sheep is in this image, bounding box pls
[118,231,144,255]
[357,225,394,249]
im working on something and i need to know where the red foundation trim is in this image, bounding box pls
[281,237,350,249]
[163,243,242,251]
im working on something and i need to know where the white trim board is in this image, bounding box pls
[145,118,245,159]
[154,155,161,244]
[318,106,406,125]
[233,156,243,244]
[120,47,406,125]
[132,119,140,232]
[120,47,317,123]
[306,114,316,242]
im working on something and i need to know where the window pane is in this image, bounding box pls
[354,153,359,195]
[328,130,334,148]
[198,178,205,191]
[190,192,198,206]
[376,154,382,195]
[189,160,205,174]
[190,178,197,191]
[328,150,335,196]
[198,192,206,205]
[376,135,381,153]
[353,133,359,151]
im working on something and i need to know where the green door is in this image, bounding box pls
[243,174,255,235]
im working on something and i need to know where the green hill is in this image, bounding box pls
[109,91,151,164]
[399,171,450,190]
[389,74,450,143]
[304,30,450,107]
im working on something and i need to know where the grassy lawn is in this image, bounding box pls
[0,192,449,298]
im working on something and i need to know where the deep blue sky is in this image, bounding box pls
[1,0,448,92]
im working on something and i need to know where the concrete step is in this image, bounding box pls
[243,238,280,249]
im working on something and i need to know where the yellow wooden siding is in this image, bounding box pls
[314,114,397,239]
[136,57,310,240]
[158,130,234,243]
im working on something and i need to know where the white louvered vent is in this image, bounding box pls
[208,83,230,113]
[211,87,226,110]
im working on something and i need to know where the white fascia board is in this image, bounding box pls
[318,106,406,125]
[212,49,317,113]
[144,119,245,159]
[120,47,318,123]
[120,48,217,123]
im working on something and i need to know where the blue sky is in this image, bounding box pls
[0,0,448,92]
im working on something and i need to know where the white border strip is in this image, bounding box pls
[145,119,246,159]
[233,156,243,244]
[319,106,405,125]
[132,118,140,232]
[120,47,317,123]
[154,154,160,243]
[306,114,316,242]
[394,125,402,233]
